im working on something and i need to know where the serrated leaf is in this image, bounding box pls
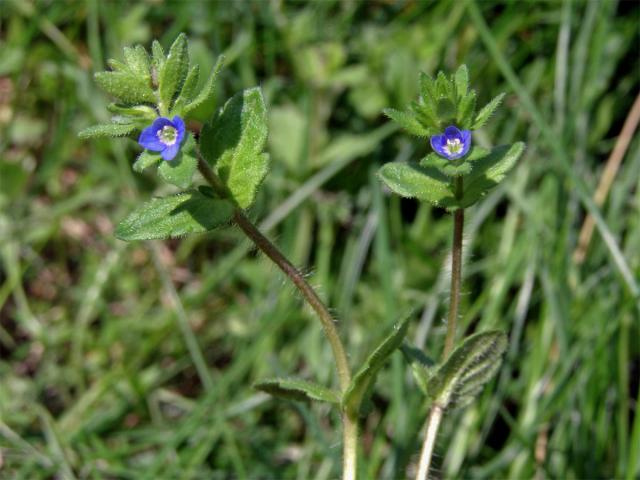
[107,59,128,72]
[151,40,164,71]
[401,344,436,396]
[200,87,268,209]
[419,72,437,103]
[254,378,340,404]
[454,65,469,99]
[473,93,505,129]
[124,45,150,78]
[107,104,157,122]
[94,71,155,104]
[383,108,428,137]
[460,142,525,208]
[421,152,473,177]
[159,33,189,114]
[115,191,233,241]
[435,71,455,103]
[183,55,225,116]
[378,162,457,209]
[457,91,477,129]
[157,151,198,189]
[78,123,136,139]
[171,65,200,115]
[133,151,162,172]
[427,330,507,409]
[342,314,411,418]
[410,100,440,134]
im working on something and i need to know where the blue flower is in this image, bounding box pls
[138,116,186,161]
[430,126,471,160]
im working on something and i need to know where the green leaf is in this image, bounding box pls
[157,152,198,189]
[171,65,200,115]
[107,104,157,122]
[183,55,225,116]
[133,151,162,172]
[378,162,457,209]
[94,71,155,104]
[421,152,473,177]
[427,330,507,409]
[454,65,469,98]
[115,191,233,241]
[107,59,128,72]
[254,378,340,404]
[342,314,411,418]
[401,344,435,396]
[124,45,150,78]
[159,33,189,114]
[457,91,477,129]
[473,93,505,129]
[383,108,428,137]
[419,72,437,103]
[151,40,164,73]
[460,142,525,208]
[78,123,136,139]
[200,87,268,208]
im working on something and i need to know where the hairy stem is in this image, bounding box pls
[416,177,465,480]
[416,405,443,480]
[196,156,357,479]
[443,206,464,358]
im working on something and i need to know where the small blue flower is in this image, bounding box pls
[138,116,186,161]
[430,126,471,160]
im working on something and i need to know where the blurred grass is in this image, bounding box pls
[1,0,639,478]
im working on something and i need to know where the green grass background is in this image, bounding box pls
[1,0,639,478]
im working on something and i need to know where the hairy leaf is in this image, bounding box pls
[427,330,507,409]
[378,162,456,209]
[94,71,155,104]
[383,108,428,137]
[171,65,200,115]
[454,65,469,98]
[156,135,198,188]
[342,314,411,418]
[115,191,233,241]
[159,33,189,113]
[457,91,477,129]
[421,152,473,177]
[401,344,435,396]
[473,93,505,129]
[254,378,340,404]
[133,151,162,173]
[124,45,150,78]
[78,123,136,139]
[107,104,157,122]
[183,55,225,116]
[200,87,268,208]
[461,142,525,207]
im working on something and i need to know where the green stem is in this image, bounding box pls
[196,156,357,480]
[416,177,465,480]
[443,204,464,358]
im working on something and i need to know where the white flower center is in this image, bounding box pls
[444,138,462,155]
[157,125,178,146]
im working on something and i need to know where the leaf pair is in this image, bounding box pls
[254,314,412,420]
[378,142,525,210]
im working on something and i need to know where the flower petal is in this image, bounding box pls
[444,126,462,141]
[161,143,180,161]
[138,127,165,151]
[139,117,174,151]
[172,115,186,144]
[430,134,450,157]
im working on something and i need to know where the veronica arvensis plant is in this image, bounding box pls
[80,34,413,480]
[380,65,525,479]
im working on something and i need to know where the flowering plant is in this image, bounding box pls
[379,65,525,479]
